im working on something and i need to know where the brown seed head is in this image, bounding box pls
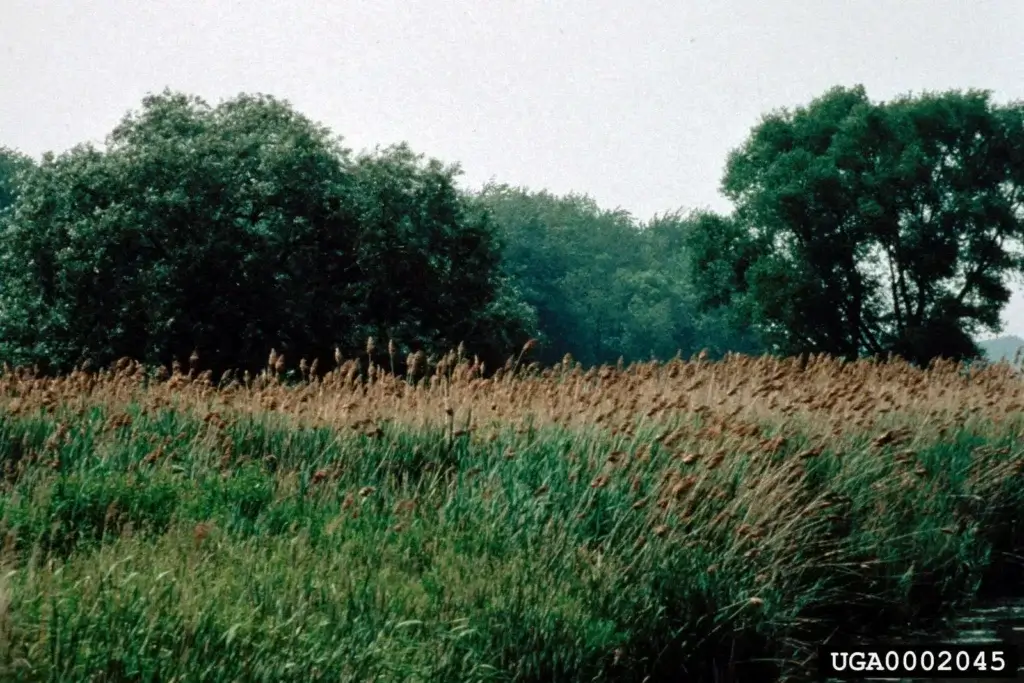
[193,522,212,546]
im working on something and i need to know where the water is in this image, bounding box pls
[863,598,1024,682]
[924,598,1024,682]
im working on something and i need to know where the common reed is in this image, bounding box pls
[0,350,1022,681]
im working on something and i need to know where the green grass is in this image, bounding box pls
[1,402,1023,681]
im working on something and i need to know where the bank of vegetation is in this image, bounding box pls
[1,85,1022,375]
[1,84,1023,681]
[0,352,1022,680]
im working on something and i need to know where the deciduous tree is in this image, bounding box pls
[0,91,532,374]
[687,86,1024,365]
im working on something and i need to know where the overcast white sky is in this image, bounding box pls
[2,0,1022,338]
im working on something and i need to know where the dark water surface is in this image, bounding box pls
[918,598,1024,682]
[853,598,1024,682]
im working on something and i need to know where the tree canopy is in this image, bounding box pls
[0,91,533,375]
[2,84,1021,376]
[0,147,35,215]
[472,184,760,367]
[686,86,1024,365]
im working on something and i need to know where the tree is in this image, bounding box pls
[637,212,763,359]
[471,185,758,366]
[0,147,35,215]
[346,145,536,370]
[0,91,532,375]
[473,185,659,366]
[687,86,1024,366]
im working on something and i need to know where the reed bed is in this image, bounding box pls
[0,350,1023,682]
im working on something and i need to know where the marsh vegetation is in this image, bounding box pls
[1,350,1023,680]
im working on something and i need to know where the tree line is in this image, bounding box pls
[0,85,1021,377]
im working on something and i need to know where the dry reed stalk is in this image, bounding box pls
[0,353,1021,454]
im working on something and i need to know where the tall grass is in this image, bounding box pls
[0,351,1023,681]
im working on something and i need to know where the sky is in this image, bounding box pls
[2,0,1022,338]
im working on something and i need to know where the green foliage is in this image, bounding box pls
[636,211,764,359]
[471,185,638,366]
[471,185,760,366]
[1,403,1022,680]
[687,86,1024,365]
[0,92,533,375]
[0,147,35,215]
[4,83,1022,376]
[349,147,536,370]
